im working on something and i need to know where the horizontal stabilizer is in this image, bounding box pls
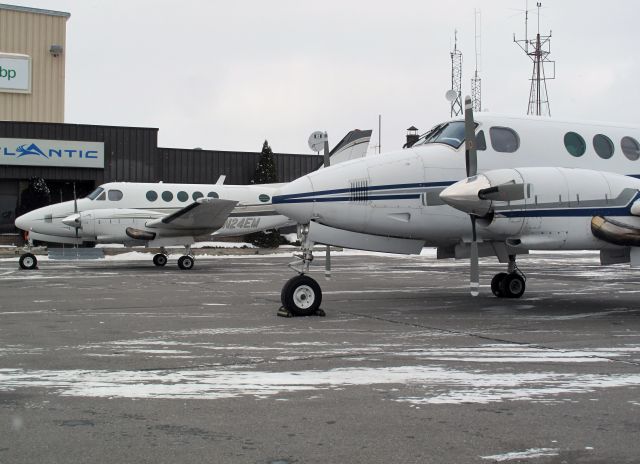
[326,129,372,166]
[146,197,238,231]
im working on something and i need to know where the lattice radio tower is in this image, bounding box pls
[471,9,482,112]
[513,1,555,116]
[450,30,463,117]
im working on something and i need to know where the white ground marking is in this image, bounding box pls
[1,366,639,403]
[481,448,560,461]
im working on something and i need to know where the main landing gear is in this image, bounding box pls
[279,224,324,317]
[490,254,526,298]
[152,246,195,270]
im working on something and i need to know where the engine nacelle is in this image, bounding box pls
[70,208,163,243]
[444,167,640,250]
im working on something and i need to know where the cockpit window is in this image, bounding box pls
[411,121,468,149]
[108,190,123,201]
[86,187,104,200]
[96,191,106,201]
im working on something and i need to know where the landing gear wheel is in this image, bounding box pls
[500,273,526,299]
[177,255,195,270]
[153,253,168,267]
[491,272,508,297]
[281,275,322,317]
[19,253,37,270]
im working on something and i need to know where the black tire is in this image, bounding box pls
[153,253,168,267]
[19,253,38,270]
[500,273,526,299]
[491,272,508,297]
[281,275,322,316]
[177,255,195,270]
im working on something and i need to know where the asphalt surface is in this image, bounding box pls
[0,250,639,464]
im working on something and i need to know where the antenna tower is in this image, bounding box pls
[471,9,482,112]
[513,1,555,116]
[450,30,463,117]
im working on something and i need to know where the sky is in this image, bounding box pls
[9,0,640,154]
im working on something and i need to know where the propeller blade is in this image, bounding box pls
[325,244,331,279]
[470,216,479,297]
[479,182,529,202]
[464,95,477,178]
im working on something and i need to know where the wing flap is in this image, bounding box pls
[146,198,238,231]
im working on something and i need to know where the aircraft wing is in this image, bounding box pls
[146,197,238,231]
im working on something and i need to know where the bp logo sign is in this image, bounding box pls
[0,53,31,93]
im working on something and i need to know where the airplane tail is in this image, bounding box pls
[322,129,372,167]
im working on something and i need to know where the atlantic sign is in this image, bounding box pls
[0,138,105,169]
[0,53,31,93]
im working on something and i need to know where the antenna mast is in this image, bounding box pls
[471,9,482,112]
[513,1,555,116]
[450,30,463,117]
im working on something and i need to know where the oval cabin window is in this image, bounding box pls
[564,132,586,157]
[593,134,614,159]
[146,190,158,202]
[177,191,189,202]
[162,191,174,202]
[192,191,204,200]
[621,136,640,161]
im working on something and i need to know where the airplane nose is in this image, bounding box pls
[14,210,36,231]
[439,174,492,216]
[272,175,315,224]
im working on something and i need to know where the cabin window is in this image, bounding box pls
[207,191,219,199]
[593,134,614,159]
[146,190,158,202]
[476,130,487,151]
[490,127,520,153]
[108,190,123,201]
[621,136,640,161]
[177,191,189,202]
[162,191,174,202]
[564,132,586,157]
[96,191,106,201]
[86,187,104,200]
[192,191,204,200]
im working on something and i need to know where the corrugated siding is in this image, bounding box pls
[0,9,67,122]
[0,121,159,182]
[157,148,322,184]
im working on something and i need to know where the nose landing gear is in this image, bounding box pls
[279,224,325,317]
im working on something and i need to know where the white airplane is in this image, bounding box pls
[14,130,372,270]
[273,98,640,315]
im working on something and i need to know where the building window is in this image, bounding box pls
[177,191,188,202]
[146,190,158,202]
[490,127,520,153]
[564,132,586,157]
[192,191,204,201]
[162,191,174,202]
[108,190,123,201]
[621,136,640,161]
[207,191,219,199]
[593,134,614,159]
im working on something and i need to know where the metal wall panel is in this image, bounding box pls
[157,148,321,185]
[0,7,68,122]
[0,121,159,183]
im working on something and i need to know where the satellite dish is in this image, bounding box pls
[445,89,458,102]
[308,131,327,153]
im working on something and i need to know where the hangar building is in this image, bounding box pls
[0,4,320,235]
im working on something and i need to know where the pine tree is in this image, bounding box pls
[17,177,51,217]
[252,140,278,184]
[248,140,281,247]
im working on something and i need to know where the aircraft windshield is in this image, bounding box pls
[412,121,466,149]
[86,187,105,200]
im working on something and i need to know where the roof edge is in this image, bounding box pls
[0,3,70,19]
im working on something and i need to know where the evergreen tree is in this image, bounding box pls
[252,140,278,184]
[17,177,51,217]
[248,140,281,247]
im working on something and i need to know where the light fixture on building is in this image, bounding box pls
[49,45,63,57]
